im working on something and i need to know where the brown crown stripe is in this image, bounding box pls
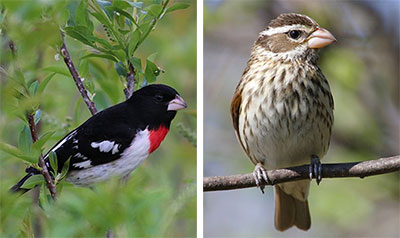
[268,13,316,29]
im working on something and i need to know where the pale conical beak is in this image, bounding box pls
[167,95,187,111]
[307,26,336,49]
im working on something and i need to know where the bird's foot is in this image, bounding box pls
[309,155,322,185]
[253,163,270,193]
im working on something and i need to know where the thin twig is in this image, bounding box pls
[204,155,400,191]
[27,113,57,199]
[123,63,136,99]
[60,31,97,115]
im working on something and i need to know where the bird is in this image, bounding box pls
[230,13,336,231]
[10,84,187,193]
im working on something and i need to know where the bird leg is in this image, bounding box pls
[309,155,322,185]
[253,163,270,193]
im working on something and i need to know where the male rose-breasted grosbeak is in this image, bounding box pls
[11,84,187,192]
[231,13,336,231]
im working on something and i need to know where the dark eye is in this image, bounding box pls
[155,94,163,101]
[288,30,301,39]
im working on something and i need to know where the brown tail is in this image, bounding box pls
[274,185,311,231]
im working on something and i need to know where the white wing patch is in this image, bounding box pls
[91,140,119,154]
[67,128,150,186]
[112,144,119,154]
[74,153,87,160]
[73,160,92,169]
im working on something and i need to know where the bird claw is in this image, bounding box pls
[253,163,270,193]
[309,155,322,185]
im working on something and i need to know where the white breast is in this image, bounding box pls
[66,129,150,186]
[238,61,332,169]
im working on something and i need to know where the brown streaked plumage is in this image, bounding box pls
[231,13,336,231]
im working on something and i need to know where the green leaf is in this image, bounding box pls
[112,0,131,10]
[129,57,142,73]
[147,4,163,17]
[0,142,23,158]
[29,80,39,95]
[21,175,44,189]
[90,36,116,50]
[56,179,65,195]
[144,59,159,82]
[114,8,137,27]
[76,0,94,32]
[15,70,28,90]
[139,21,152,35]
[67,1,80,26]
[128,28,141,56]
[165,3,190,14]
[34,110,41,125]
[37,73,56,94]
[79,58,89,78]
[42,65,71,77]
[89,11,108,26]
[32,131,55,152]
[60,157,71,180]
[111,49,127,62]
[84,78,95,94]
[115,62,127,77]
[19,126,32,154]
[147,52,158,61]
[64,26,94,47]
[81,53,119,62]
[49,151,58,175]
[0,142,37,163]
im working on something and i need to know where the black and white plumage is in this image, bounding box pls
[11,84,187,192]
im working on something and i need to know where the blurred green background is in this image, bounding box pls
[204,0,399,237]
[0,0,196,237]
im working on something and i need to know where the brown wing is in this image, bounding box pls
[230,85,248,155]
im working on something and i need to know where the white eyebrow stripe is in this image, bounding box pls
[259,24,310,36]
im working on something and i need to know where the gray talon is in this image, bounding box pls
[310,155,323,185]
[253,163,268,194]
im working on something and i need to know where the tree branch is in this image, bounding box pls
[27,113,57,199]
[203,155,400,192]
[123,63,136,99]
[60,31,97,115]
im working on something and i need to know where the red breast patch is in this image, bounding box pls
[148,126,169,153]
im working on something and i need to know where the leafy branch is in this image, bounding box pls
[27,113,57,199]
[203,155,400,191]
[64,0,189,99]
[60,31,98,115]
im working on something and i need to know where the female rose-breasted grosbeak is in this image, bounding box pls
[231,13,336,231]
[11,84,187,192]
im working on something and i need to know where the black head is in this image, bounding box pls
[127,84,187,129]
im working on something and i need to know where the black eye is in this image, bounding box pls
[155,94,163,101]
[288,30,301,39]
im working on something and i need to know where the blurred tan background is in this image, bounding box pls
[204,0,399,237]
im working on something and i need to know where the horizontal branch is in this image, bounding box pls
[203,155,400,192]
[60,31,97,115]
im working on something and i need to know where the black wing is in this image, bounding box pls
[44,102,141,173]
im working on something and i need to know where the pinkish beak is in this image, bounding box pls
[307,26,336,49]
[167,95,187,111]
